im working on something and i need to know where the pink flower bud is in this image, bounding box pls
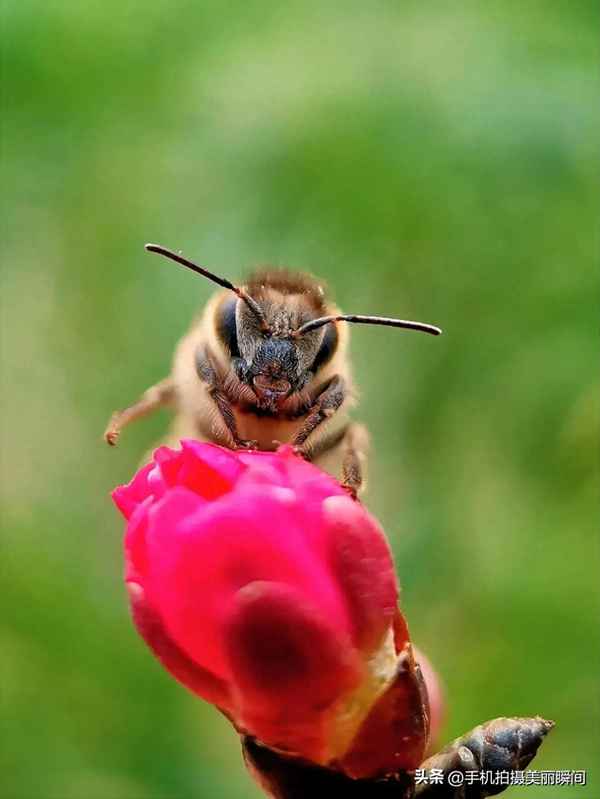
[113,442,438,778]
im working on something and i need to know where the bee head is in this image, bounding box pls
[221,270,337,410]
[145,245,441,413]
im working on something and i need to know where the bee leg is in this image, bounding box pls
[195,347,256,449]
[104,377,175,446]
[293,375,345,448]
[340,422,369,498]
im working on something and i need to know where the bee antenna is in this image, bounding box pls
[145,243,269,331]
[293,314,442,337]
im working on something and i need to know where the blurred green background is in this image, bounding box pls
[2,1,598,796]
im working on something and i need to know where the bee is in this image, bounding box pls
[104,244,441,495]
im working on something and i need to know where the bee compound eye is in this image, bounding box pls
[216,297,240,357]
[312,323,339,371]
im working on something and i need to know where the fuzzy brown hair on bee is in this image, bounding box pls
[104,244,441,495]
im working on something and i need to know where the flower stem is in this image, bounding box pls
[242,716,554,798]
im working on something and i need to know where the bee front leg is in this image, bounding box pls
[195,347,256,450]
[104,377,176,446]
[293,375,345,450]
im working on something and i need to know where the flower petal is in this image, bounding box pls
[179,440,246,498]
[124,496,152,582]
[146,486,353,681]
[224,580,361,760]
[323,495,398,653]
[127,582,231,710]
[112,461,155,520]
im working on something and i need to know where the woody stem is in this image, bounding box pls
[241,715,554,799]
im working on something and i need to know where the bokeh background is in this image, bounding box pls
[3,1,598,797]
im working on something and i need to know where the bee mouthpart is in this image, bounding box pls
[253,375,292,396]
